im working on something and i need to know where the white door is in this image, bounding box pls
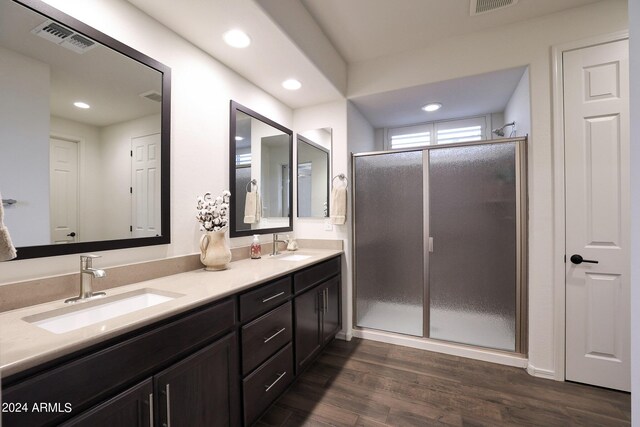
[50,137,79,244]
[131,133,161,238]
[564,39,630,391]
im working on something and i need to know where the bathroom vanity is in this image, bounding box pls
[0,251,342,426]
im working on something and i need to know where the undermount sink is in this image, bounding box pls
[277,254,312,261]
[24,288,184,334]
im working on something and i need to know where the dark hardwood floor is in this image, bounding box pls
[257,338,631,426]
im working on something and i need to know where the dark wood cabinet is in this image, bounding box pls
[3,255,341,427]
[294,264,342,374]
[155,333,239,427]
[61,379,153,427]
[294,286,322,372]
[322,276,341,344]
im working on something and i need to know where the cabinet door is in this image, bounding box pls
[322,276,341,344]
[61,379,152,427]
[155,333,239,427]
[294,287,322,373]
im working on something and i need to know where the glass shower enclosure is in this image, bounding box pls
[353,138,527,353]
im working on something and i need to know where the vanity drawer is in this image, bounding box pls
[293,256,341,294]
[243,343,293,426]
[241,301,292,374]
[240,276,292,322]
[2,298,235,427]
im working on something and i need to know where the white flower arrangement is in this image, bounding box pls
[196,190,231,232]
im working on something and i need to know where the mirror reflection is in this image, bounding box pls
[297,129,331,218]
[230,101,293,237]
[0,0,167,253]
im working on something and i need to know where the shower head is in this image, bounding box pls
[492,121,516,137]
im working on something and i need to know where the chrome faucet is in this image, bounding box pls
[65,255,107,303]
[271,233,288,256]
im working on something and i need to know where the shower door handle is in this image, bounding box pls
[570,254,598,265]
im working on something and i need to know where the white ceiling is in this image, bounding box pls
[125,0,343,109]
[350,67,527,128]
[300,0,604,63]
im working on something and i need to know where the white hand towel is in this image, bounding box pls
[244,190,261,224]
[330,186,347,225]
[0,192,17,261]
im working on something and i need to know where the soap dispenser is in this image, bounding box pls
[250,235,262,259]
[287,235,298,251]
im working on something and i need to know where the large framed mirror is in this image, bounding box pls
[229,101,293,237]
[297,128,331,218]
[0,0,171,260]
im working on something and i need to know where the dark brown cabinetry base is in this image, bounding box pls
[2,255,341,427]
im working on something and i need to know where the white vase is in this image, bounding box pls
[199,228,231,271]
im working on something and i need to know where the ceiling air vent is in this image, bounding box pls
[31,20,97,54]
[470,0,519,16]
[140,90,162,103]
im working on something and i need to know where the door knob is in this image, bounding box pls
[570,254,598,265]
[67,232,76,237]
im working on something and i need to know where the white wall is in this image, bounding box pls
[503,68,531,138]
[629,0,639,422]
[0,47,50,247]
[292,100,351,335]
[0,0,292,284]
[100,114,161,240]
[347,0,627,378]
[50,116,103,242]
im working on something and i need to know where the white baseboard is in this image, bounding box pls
[352,328,528,368]
[527,363,557,380]
[335,330,353,341]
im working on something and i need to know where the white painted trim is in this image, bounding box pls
[335,330,353,341]
[353,328,528,369]
[551,30,629,383]
[527,363,556,380]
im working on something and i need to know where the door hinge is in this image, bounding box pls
[564,254,566,263]
[130,187,133,194]
[130,225,133,232]
[130,150,133,157]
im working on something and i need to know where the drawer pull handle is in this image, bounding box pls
[149,393,154,427]
[263,327,286,343]
[265,371,287,392]
[262,291,285,303]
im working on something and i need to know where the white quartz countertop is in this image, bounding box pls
[0,249,342,377]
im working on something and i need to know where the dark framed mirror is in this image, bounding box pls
[0,0,171,259]
[297,132,330,218]
[229,101,293,238]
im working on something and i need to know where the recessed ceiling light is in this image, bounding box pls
[282,79,302,90]
[223,29,251,48]
[235,136,244,141]
[73,101,90,109]
[422,103,442,112]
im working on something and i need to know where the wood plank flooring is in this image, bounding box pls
[256,338,631,426]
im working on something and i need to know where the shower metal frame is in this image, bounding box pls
[351,136,528,356]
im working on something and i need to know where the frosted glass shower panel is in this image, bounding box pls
[354,151,424,336]
[428,143,517,351]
